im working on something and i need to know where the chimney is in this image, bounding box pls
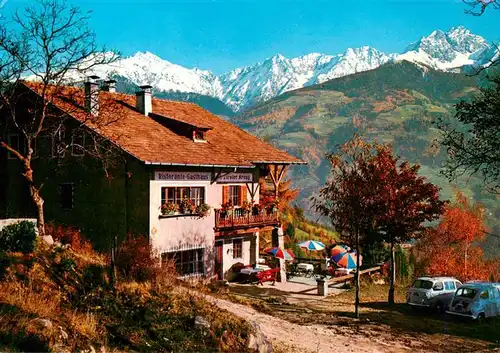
[84,75,100,116]
[102,79,117,93]
[136,85,152,116]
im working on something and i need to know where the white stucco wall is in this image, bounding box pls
[149,172,260,278]
[221,235,254,271]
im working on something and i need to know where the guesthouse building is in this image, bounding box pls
[0,78,303,279]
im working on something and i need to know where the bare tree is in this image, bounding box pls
[0,0,119,235]
[462,0,500,73]
[463,0,499,15]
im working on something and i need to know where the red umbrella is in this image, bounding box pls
[264,247,295,261]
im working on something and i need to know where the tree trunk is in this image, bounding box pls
[23,159,45,236]
[388,238,395,305]
[464,241,468,282]
[354,228,360,319]
[29,184,45,236]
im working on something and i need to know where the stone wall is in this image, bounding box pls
[0,218,38,233]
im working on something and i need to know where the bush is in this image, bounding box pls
[0,221,37,253]
[45,223,93,254]
[115,235,159,282]
[395,246,413,282]
[362,241,390,265]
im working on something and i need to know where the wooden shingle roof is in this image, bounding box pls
[22,81,303,167]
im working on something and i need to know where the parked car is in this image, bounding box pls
[447,282,500,320]
[406,277,462,313]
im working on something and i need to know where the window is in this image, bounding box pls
[52,128,66,158]
[480,290,489,300]
[433,282,444,291]
[163,248,204,276]
[59,183,74,209]
[455,281,462,289]
[456,287,477,299]
[233,238,242,259]
[411,280,433,290]
[161,186,205,206]
[6,134,38,159]
[71,131,85,156]
[193,129,206,142]
[7,134,20,160]
[444,281,456,290]
[229,185,240,206]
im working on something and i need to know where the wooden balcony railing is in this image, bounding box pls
[215,208,279,230]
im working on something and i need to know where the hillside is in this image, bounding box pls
[0,238,256,353]
[235,61,500,254]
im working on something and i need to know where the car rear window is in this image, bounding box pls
[456,287,477,299]
[412,280,433,289]
[444,281,455,290]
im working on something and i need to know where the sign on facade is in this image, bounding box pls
[155,171,211,181]
[216,173,253,183]
[154,171,253,183]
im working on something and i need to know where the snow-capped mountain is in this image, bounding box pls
[88,51,222,97]
[396,26,491,71]
[65,25,498,112]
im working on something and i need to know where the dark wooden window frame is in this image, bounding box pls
[233,238,243,259]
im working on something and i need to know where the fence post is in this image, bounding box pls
[110,235,117,290]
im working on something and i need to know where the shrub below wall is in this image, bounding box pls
[0,221,37,253]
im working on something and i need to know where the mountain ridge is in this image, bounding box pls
[63,25,497,112]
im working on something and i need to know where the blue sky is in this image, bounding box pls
[5,0,500,74]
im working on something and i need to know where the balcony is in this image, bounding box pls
[215,208,279,230]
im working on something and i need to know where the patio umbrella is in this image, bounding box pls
[298,240,325,251]
[330,244,351,257]
[330,248,362,269]
[265,247,295,261]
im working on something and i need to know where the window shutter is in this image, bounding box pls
[222,185,229,204]
[240,185,247,206]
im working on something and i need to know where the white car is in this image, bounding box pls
[447,282,500,320]
[406,277,462,313]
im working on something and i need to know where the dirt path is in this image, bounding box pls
[204,295,419,353]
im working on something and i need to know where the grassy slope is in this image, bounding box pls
[235,61,500,256]
[0,242,252,353]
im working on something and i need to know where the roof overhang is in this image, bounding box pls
[252,160,307,165]
[144,161,255,168]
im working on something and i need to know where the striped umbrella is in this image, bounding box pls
[265,247,295,261]
[330,247,362,269]
[298,240,326,251]
[331,244,351,257]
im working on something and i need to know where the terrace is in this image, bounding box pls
[214,208,279,231]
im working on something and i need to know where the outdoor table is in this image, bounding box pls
[240,264,270,275]
[240,267,262,275]
[334,267,353,276]
[297,263,314,272]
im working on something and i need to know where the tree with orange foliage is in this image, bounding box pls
[314,135,445,309]
[417,192,489,281]
[259,175,298,213]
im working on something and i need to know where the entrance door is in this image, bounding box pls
[215,241,223,280]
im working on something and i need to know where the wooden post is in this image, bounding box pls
[277,226,286,283]
[268,164,288,199]
[110,235,117,290]
[389,237,396,305]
